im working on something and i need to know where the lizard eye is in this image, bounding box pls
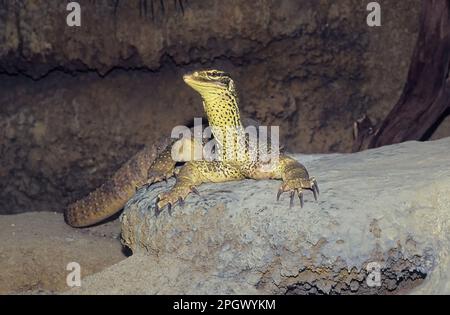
[208,71,219,79]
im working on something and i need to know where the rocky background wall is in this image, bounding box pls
[0,0,445,215]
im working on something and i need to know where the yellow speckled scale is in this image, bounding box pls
[65,70,318,227]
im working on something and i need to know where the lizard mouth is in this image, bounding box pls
[182,72,197,83]
[183,72,226,90]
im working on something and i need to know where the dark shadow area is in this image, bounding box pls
[422,107,450,141]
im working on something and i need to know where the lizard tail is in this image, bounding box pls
[64,143,162,228]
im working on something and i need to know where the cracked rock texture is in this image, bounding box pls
[71,137,450,294]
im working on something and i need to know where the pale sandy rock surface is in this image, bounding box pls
[0,212,126,294]
[71,138,450,294]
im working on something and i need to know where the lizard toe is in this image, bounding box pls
[276,177,318,207]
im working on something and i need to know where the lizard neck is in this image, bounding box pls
[201,89,245,160]
[201,89,243,141]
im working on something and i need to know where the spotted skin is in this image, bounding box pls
[145,144,177,185]
[155,161,245,213]
[65,70,318,227]
[155,70,318,213]
[65,137,174,227]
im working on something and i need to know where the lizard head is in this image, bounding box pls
[183,70,242,131]
[183,70,236,97]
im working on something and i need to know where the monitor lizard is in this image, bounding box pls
[65,70,319,227]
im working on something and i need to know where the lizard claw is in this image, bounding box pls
[154,184,192,215]
[298,190,304,208]
[154,202,161,216]
[191,186,200,196]
[146,168,174,187]
[276,188,283,201]
[312,178,319,195]
[276,177,318,207]
[312,185,318,201]
[289,191,295,208]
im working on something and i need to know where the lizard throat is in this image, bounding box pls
[201,90,246,160]
[201,90,243,130]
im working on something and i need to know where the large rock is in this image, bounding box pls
[72,138,450,294]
